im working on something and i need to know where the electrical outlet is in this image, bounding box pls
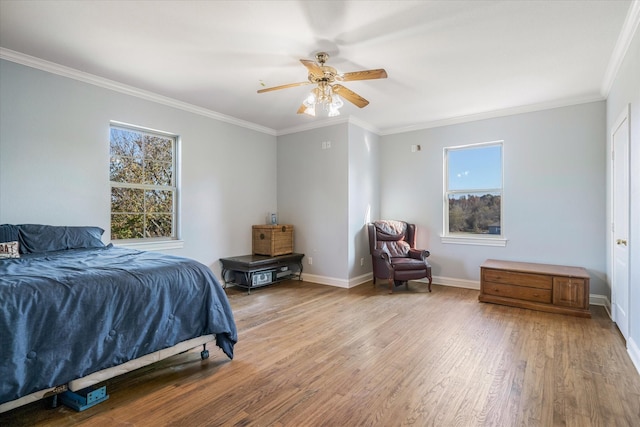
[308,257,313,265]
[360,258,364,266]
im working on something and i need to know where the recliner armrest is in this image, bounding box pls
[373,248,392,264]
[408,248,430,261]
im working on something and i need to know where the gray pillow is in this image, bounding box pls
[0,224,20,243]
[18,224,105,253]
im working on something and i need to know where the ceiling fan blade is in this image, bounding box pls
[332,84,369,108]
[337,69,388,82]
[300,59,324,77]
[257,81,311,93]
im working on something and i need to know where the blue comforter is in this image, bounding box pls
[0,245,237,404]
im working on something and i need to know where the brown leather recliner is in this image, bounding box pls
[367,220,432,293]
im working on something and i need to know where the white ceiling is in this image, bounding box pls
[0,1,634,135]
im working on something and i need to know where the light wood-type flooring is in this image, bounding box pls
[2,281,639,426]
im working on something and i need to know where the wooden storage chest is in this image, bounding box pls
[479,259,590,318]
[252,225,294,256]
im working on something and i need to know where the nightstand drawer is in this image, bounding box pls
[482,268,552,289]
[482,282,552,303]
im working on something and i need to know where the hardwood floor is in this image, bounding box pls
[2,281,639,426]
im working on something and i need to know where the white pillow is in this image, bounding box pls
[0,241,20,258]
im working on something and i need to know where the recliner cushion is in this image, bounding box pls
[378,241,410,257]
[390,257,426,271]
[374,220,406,239]
[374,220,410,256]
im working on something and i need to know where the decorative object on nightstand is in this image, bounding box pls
[252,224,294,256]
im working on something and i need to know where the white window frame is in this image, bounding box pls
[441,140,506,247]
[109,121,183,250]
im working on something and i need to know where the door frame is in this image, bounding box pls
[609,104,630,338]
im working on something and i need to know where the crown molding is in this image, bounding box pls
[0,48,277,136]
[277,93,606,137]
[601,0,640,96]
[379,94,605,136]
[275,115,382,137]
[347,116,380,135]
[275,116,350,136]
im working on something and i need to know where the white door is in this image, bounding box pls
[611,106,630,340]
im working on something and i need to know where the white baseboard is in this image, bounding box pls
[588,294,612,317]
[301,273,350,288]
[349,273,373,288]
[301,272,372,288]
[628,338,640,376]
[430,275,479,290]
[302,274,478,290]
[302,274,612,316]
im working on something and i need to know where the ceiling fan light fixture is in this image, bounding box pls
[302,87,343,117]
[332,94,343,109]
[303,91,316,108]
[327,94,343,117]
[328,104,341,117]
[303,104,316,117]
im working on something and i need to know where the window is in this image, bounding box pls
[110,124,178,242]
[443,141,504,246]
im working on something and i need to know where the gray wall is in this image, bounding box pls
[277,123,350,284]
[348,124,380,281]
[276,121,380,287]
[0,59,277,276]
[379,102,608,295]
[605,25,640,369]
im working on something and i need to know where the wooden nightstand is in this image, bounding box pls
[479,259,590,317]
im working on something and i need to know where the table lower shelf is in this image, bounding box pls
[220,253,304,294]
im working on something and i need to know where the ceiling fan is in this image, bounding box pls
[257,52,387,116]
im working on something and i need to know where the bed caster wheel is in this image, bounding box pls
[201,343,210,360]
[45,394,59,409]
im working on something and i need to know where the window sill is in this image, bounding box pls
[113,239,184,251]
[440,235,507,247]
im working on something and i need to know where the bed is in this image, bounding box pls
[0,224,237,413]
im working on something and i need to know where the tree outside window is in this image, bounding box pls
[110,125,177,240]
[444,142,503,236]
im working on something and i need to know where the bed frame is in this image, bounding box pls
[0,335,215,413]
